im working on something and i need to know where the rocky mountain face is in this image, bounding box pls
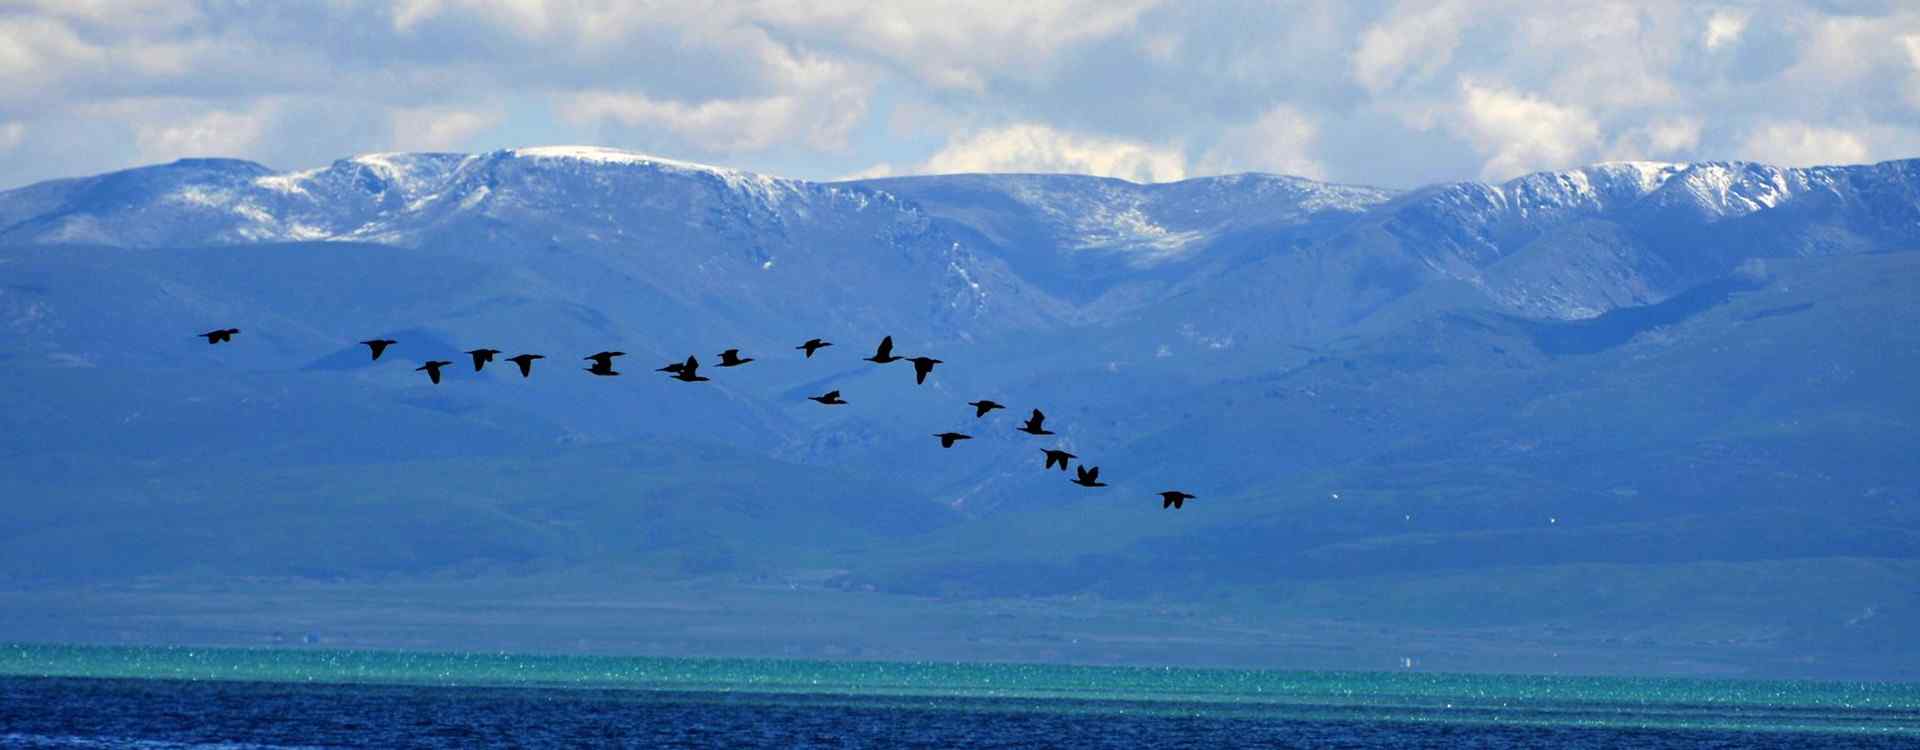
[2,148,1917,677]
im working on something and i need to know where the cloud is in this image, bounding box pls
[1198,105,1325,179]
[918,124,1187,183]
[1606,117,1703,161]
[1703,9,1749,50]
[1451,80,1601,181]
[97,99,285,164]
[2,2,1920,191]
[0,122,24,151]
[390,105,504,152]
[560,87,866,153]
[833,162,896,181]
[1738,122,1870,167]
[1352,1,1470,93]
[753,1,1160,92]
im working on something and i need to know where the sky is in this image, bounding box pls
[2,0,1919,190]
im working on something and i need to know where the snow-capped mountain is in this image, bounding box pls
[6,147,1915,330]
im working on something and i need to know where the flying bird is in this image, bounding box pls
[1159,491,1196,510]
[797,338,832,358]
[934,432,973,448]
[717,348,755,367]
[671,355,709,382]
[416,360,452,384]
[585,362,620,377]
[1070,465,1107,488]
[906,356,942,385]
[1017,409,1054,435]
[808,390,846,405]
[864,335,902,364]
[1040,449,1077,471]
[465,348,501,372]
[361,339,397,361]
[968,400,1005,418]
[584,351,625,369]
[197,328,240,344]
[505,353,544,377]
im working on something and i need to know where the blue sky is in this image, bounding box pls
[2,1,1918,189]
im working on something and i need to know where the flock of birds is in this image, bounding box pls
[197,328,1199,510]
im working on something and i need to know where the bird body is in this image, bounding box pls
[361,339,397,360]
[717,348,755,367]
[907,356,942,384]
[1041,448,1077,471]
[1018,409,1054,435]
[584,351,625,369]
[797,338,832,358]
[864,336,901,364]
[416,360,452,384]
[506,353,544,378]
[672,355,709,382]
[585,363,620,376]
[465,348,501,371]
[934,432,972,448]
[1071,465,1107,488]
[198,328,240,344]
[968,400,1005,418]
[1159,491,1196,509]
[808,390,846,405]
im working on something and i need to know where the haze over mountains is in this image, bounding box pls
[1,147,1916,678]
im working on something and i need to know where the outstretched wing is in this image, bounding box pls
[875,336,893,358]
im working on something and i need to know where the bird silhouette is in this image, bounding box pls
[1017,409,1054,435]
[864,335,902,364]
[197,328,240,344]
[968,400,1005,418]
[1159,491,1196,510]
[585,362,620,376]
[797,338,832,358]
[1071,465,1107,488]
[416,360,452,384]
[717,348,755,367]
[465,348,501,372]
[808,390,846,405]
[506,353,544,378]
[907,356,942,384]
[671,355,709,382]
[361,339,397,360]
[585,351,625,369]
[1041,448,1077,471]
[934,432,973,448]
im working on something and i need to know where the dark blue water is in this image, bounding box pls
[2,644,1917,748]
[1,676,1914,749]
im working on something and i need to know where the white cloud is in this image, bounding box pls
[1606,117,1703,160]
[1703,9,1749,50]
[918,124,1186,183]
[129,103,280,163]
[753,1,1160,92]
[390,105,504,152]
[561,87,865,153]
[833,162,896,181]
[1352,1,1470,93]
[1452,80,1601,181]
[1198,105,1324,179]
[1738,122,1870,167]
[0,122,25,151]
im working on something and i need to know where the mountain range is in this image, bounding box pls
[1,147,1915,679]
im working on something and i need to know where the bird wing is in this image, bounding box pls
[825,390,839,399]
[516,360,532,377]
[875,336,893,357]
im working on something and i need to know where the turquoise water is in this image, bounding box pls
[2,642,1917,746]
